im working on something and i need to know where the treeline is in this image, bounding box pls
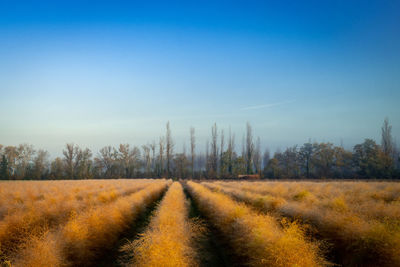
[1,119,399,180]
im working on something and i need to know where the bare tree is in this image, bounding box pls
[190,127,195,178]
[205,140,210,178]
[63,143,79,179]
[158,137,165,177]
[142,144,151,177]
[219,129,225,178]
[75,148,92,179]
[381,117,394,158]
[253,137,261,175]
[245,122,254,174]
[16,144,35,179]
[118,144,132,178]
[96,146,117,178]
[32,150,49,179]
[210,123,218,177]
[166,121,174,178]
[150,141,156,176]
[227,128,235,176]
[50,157,64,179]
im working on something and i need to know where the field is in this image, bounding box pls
[0,180,399,267]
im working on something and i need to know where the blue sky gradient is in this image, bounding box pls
[1,0,399,155]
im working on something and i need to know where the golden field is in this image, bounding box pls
[0,179,399,266]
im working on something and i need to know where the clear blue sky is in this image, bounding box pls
[0,0,399,155]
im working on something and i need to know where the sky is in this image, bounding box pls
[0,0,399,156]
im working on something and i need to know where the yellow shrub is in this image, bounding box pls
[124,182,198,267]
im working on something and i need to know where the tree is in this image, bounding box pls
[353,139,393,178]
[227,129,235,177]
[279,146,300,178]
[96,146,117,178]
[142,144,151,177]
[210,123,218,177]
[150,141,156,177]
[166,121,174,179]
[190,127,196,178]
[0,155,9,180]
[299,143,314,178]
[50,157,64,179]
[262,149,270,178]
[265,157,281,178]
[4,146,18,177]
[253,137,262,175]
[174,153,189,179]
[16,144,35,179]
[118,144,132,178]
[75,148,93,179]
[312,143,335,178]
[219,129,225,178]
[63,144,79,179]
[245,122,254,174]
[381,117,394,159]
[32,150,49,180]
[158,137,165,177]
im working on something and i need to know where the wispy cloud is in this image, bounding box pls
[241,100,295,110]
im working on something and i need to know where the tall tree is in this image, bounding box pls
[253,137,262,175]
[32,150,49,180]
[210,123,218,177]
[227,128,235,177]
[219,129,225,178]
[166,121,174,178]
[158,137,165,177]
[142,144,151,177]
[16,144,35,179]
[50,157,64,179]
[245,122,254,174]
[96,146,117,178]
[381,117,394,158]
[300,143,314,178]
[150,141,156,176]
[118,144,132,178]
[63,143,79,179]
[190,127,195,178]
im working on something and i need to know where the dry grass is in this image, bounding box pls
[122,182,200,267]
[187,181,326,267]
[2,179,399,266]
[0,179,166,266]
[212,180,400,267]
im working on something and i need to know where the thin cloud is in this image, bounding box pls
[241,100,295,110]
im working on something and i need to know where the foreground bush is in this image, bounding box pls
[187,181,326,267]
[11,180,170,266]
[210,181,400,267]
[122,182,199,267]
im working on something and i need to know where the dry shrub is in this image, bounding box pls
[187,181,326,267]
[1,179,166,266]
[123,182,199,267]
[60,181,170,265]
[216,181,400,267]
